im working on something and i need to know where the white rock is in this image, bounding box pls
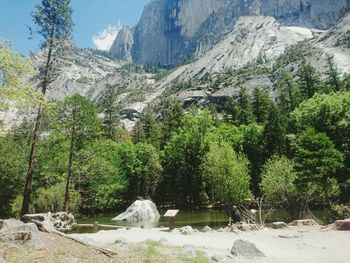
[112,200,160,222]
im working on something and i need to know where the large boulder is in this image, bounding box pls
[0,223,43,249]
[0,219,24,231]
[112,200,160,222]
[231,239,265,257]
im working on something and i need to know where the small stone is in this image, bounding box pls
[272,222,287,229]
[212,254,226,262]
[236,223,250,232]
[334,219,350,231]
[159,237,168,244]
[179,226,194,235]
[202,226,213,232]
[177,244,197,260]
[231,239,265,257]
[0,256,6,263]
[288,219,318,227]
[140,244,149,252]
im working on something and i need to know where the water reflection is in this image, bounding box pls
[74,209,328,233]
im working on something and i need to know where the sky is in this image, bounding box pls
[0,0,149,55]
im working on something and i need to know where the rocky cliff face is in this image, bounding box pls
[124,0,348,66]
[109,26,134,62]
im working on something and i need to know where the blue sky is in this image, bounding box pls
[0,0,149,55]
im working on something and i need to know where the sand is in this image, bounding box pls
[69,225,350,263]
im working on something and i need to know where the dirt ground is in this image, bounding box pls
[0,232,123,263]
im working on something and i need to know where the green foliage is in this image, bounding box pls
[297,62,321,99]
[75,140,127,211]
[134,112,161,150]
[260,156,307,219]
[97,84,121,140]
[292,128,344,205]
[162,110,214,205]
[292,92,350,164]
[251,87,273,124]
[160,100,184,147]
[0,136,27,217]
[237,86,255,124]
[324,55,342,91]
[32,0,73,44]
[202,142,251,205]
[0,40,41,109]
[115,141,162,201]
[263,103,287,157]
[330,204,350,221]
[34,183,80,213]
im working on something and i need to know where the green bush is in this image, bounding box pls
[330,204,350,221]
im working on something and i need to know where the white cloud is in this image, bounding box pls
[92,23,121,51]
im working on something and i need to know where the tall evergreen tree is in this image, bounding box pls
[277,70,300,113]
[263,103,287,158]
[55,95,100,212]
[325,54,341,91]
[160,101,184,147]
[251,87,273,124]
[297,62,321,99]
[237,86,255,125]
[98,84,120,140]
[21,0,73,216]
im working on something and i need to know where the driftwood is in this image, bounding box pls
[22,212,75,233]
[21,212,117,257]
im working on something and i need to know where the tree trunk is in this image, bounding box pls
[21,106,43,216]
[64,124,76,213]
[21,38,54,217]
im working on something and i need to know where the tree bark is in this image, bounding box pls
[21,35,54,217]
[64,116,76,213]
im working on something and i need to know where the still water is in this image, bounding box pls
[74,209,328,233]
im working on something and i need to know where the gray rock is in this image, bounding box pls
[159,237,168,244]
[0,223,44,249]
[272,222,287,229]
[202,226,213,232]
[112,200,160,222]
[0,256,6,263]
[177,244,197,260]
[126,0,347,66]
[211,254,226,262]
[109,26,134,62]
[1,219,24,231]
[115,239,128,250]
[288,219,318,227]
[231,239,265,257]
[179,226,194,235]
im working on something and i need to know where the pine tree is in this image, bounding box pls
[263,103,287,158]
[277,70,300,113]
[98,84,120,140]
[160,101,184,147]
[55,95,100,212]
[325,54,341,91]
[251,87,273,124]
[297,62,321,99]
[237,86,255,125]
[21,0,73,216]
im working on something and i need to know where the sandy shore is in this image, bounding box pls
[70,225,350,263]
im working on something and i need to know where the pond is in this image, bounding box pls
[73,209,329,233]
